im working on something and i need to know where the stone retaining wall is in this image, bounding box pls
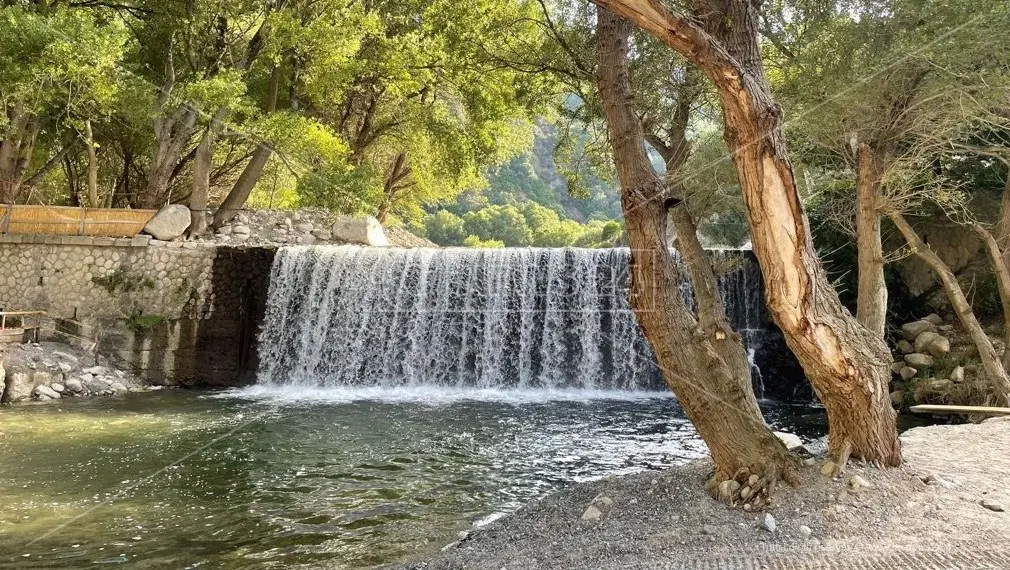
[0,241,275,386]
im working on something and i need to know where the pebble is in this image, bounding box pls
[820,461,836,476]
[848,475,872,491]
[799,525,812,539]
[761,513,776,533]
[580,504,603,522]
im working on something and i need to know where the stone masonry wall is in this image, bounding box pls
[0,237,275,386]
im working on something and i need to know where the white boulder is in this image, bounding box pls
[143,204,192,241]
[331,216,389,247]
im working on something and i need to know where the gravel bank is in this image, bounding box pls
[398,418,1010,570]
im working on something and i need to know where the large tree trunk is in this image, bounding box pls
[596,8,793,503]
[139,106,198,209]
[188,110,227,238]
[856,143,887,338]
[188,127,214,237]
[84,120,100,207]
[0,104,38,203]
[595,0,901,468]
[891,213,1010,407]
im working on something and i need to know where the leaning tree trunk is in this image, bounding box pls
[596,9,794,504]
[855,143,887,338]
[891,213,1010,407]
[651,130,752,382]
[974,223,1010,373]
[596,0,901,469]
[993,174,1010,370]
[212,67,281,230]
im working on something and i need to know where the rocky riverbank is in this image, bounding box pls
[400,419,1010,570]
[0,341,150,404]
[889,312,1004,408]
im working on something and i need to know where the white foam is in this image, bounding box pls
[217,384,674,406]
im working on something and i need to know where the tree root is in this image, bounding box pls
[705,461,797,510]
[830,441,853,478]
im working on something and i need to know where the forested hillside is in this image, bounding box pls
[414,121,626,248]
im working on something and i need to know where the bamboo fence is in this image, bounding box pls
[0,205,156,237]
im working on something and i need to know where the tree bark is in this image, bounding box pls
[855,143,887,338]
[84,120,100,208]
[595,0,901,468]
[596,8,794,502]
[891,213,1010,407]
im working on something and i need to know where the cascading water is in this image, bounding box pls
[256,246,784,394]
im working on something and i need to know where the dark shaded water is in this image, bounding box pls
[0,388,824,569]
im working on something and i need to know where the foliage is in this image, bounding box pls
[125,311,168,332]
[92,269,156,295]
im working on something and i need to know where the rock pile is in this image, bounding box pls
[1,342,147,404]
[889,313,962,407]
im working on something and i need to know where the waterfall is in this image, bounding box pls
[256,246,775,392]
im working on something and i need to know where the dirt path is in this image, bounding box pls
[398,418,1010,570]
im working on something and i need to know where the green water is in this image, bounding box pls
[0,389,823,569]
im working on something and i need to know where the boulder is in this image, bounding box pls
[51,383,65,393]
[890,361,905,374]
[902,320,937,341]
[773,431,803,450]
[904,353,934,368]
[143,204,192,241]
[232,224,251,236]
[896,340,915,354]
[34,384,60,399]
[294,222,314,233]
[331,215,389,247]
[950,366,965,383]
[899,366,918,380]
[311,229,332,241]
[2,371,35,402]
[64,378,84,393]
[914,331,943,353]
[924,313,943,325]
[924,336,950,357]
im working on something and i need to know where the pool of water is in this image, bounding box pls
[0,388,826,569]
